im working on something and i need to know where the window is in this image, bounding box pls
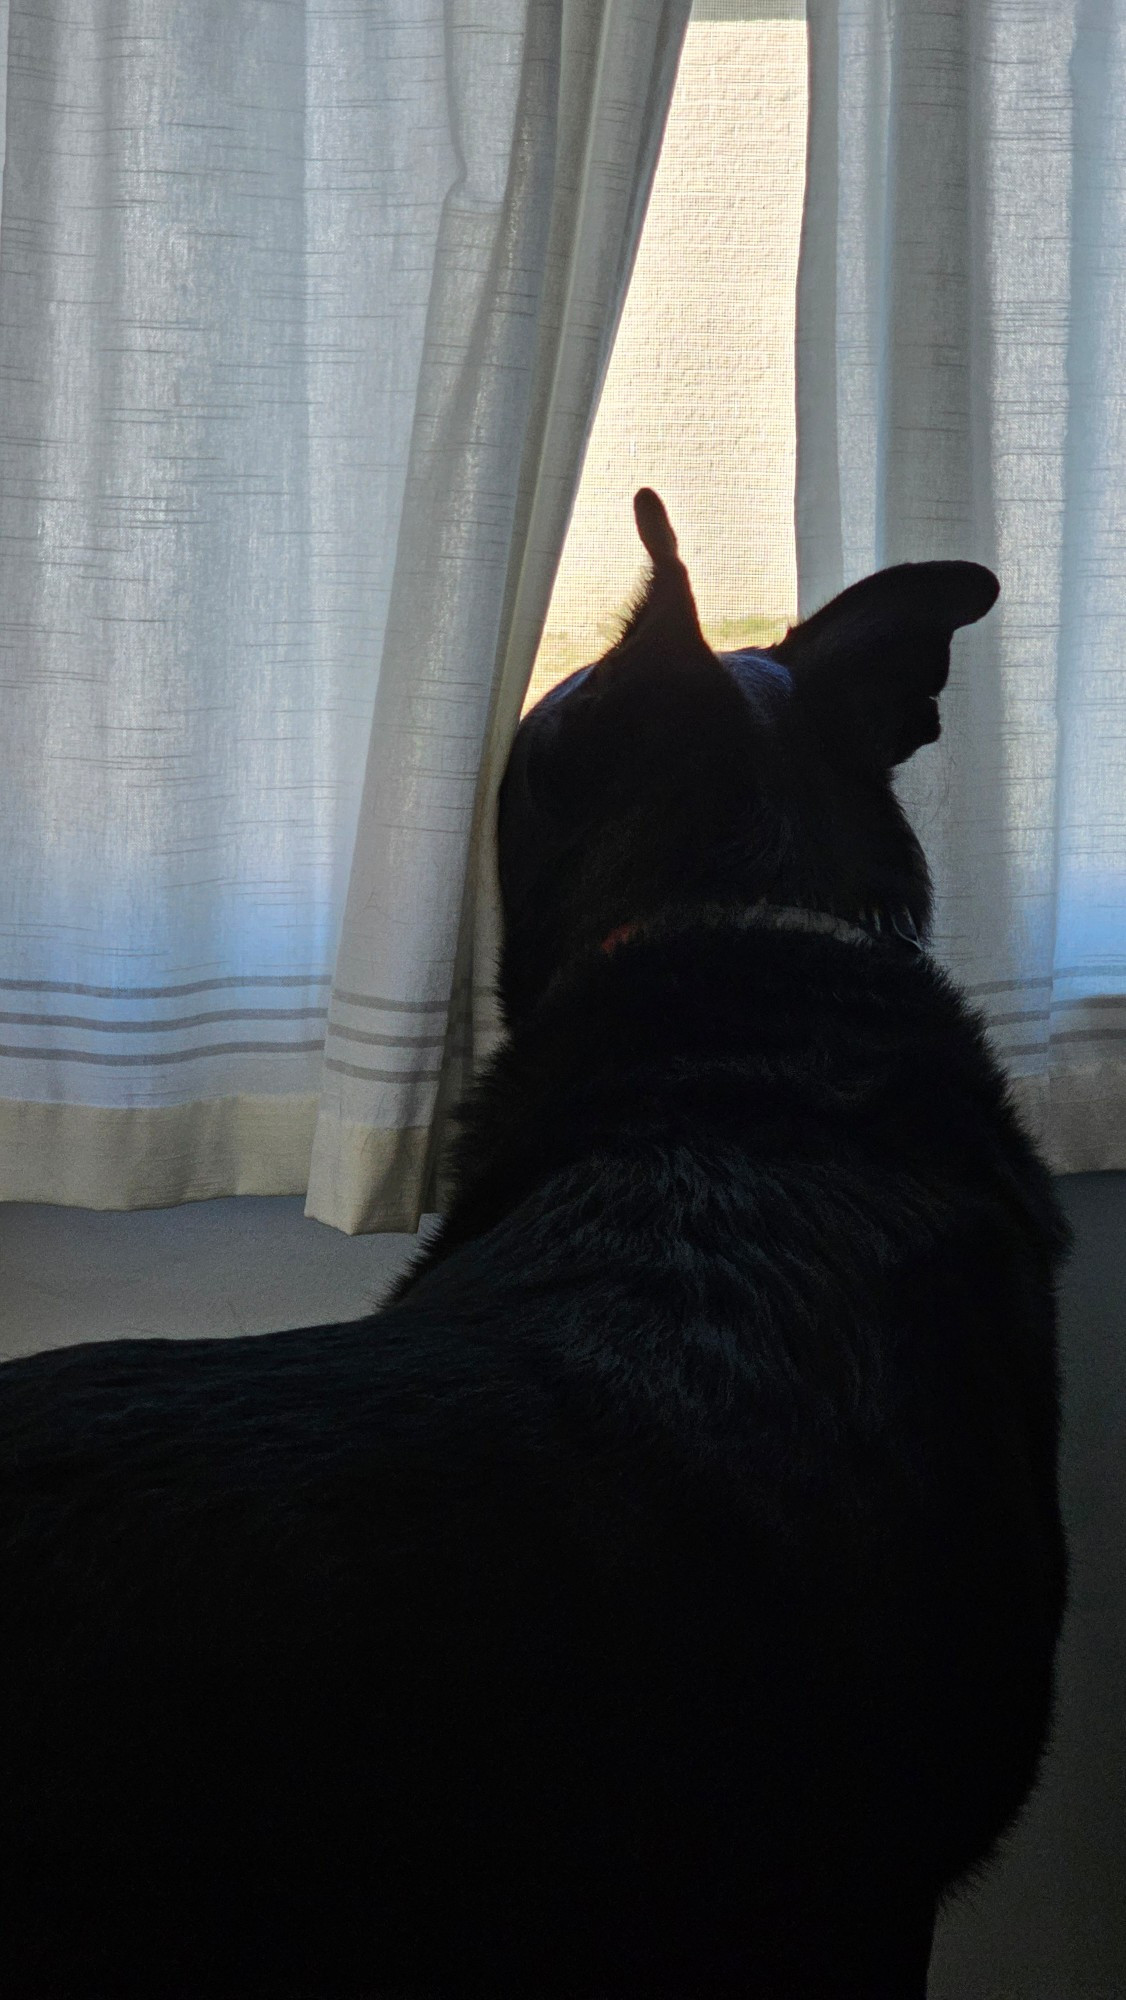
[526,0,808,708]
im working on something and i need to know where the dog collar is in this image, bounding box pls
[753,905,924,950]
[600,904,923,956]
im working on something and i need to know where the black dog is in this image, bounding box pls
[0,492,1068,1999]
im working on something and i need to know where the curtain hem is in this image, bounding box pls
[1011,1066,1126,1180]
[305,1115,432,1235]
[0,1095,318,1211]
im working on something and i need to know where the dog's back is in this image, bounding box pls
[0,494,1069,1999]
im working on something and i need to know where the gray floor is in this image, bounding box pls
[1,1173,1123,1998]
[0,1193,426,1361]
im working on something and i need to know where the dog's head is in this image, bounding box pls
[498,490,998,1027]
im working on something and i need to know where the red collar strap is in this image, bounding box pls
[598,905,922,957]
[600,922,638,955]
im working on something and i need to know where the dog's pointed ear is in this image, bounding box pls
[768,560,999,769]
[500,493,727,853]
[612,488,714,665]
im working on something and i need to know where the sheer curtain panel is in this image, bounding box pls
[0,0,691,1228]
[799,0,1126,1174]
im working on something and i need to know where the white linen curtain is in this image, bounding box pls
[799,0,1126,1176]
[0,0,691,1230]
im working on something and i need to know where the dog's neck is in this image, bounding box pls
[600,902,924,957]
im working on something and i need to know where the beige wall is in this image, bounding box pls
[529,4,808,703]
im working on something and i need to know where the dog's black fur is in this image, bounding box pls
[0,492,1068,1999]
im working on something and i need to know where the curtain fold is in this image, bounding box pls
[0,0,691,1227]
[306,0,693,1230]
[799,0,1126,1175]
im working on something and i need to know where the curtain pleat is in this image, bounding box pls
[0,0,691,1225]
[799,0,1126,1175]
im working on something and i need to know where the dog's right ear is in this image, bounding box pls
[768,560,999,770]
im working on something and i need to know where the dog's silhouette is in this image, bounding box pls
[0,492,1068,1999]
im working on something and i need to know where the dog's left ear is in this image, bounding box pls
[768,560,999,769]
[612,488,716,668]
